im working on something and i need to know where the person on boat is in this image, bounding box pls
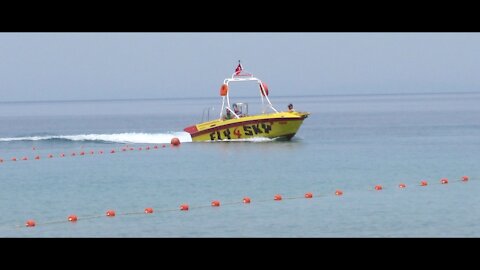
[233,104,241,116]
[223,109,233,120]
[288,103,295,112]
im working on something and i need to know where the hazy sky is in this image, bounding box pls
[1,33,479,101]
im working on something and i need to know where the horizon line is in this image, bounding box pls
[1,90,479,104]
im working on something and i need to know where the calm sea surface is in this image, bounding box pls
[1,93,479,237]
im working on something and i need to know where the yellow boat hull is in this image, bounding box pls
[184,112,309,142]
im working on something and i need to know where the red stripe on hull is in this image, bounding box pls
[184,125,198,134]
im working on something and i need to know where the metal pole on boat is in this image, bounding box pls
[259,80,278,113]
[220,96,226,119]
[260,88,265,114]
[264,95,278,113]
[226,83,231,113]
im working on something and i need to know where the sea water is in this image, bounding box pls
[1,93,479,237]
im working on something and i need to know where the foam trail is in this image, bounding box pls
[0,132,193,144]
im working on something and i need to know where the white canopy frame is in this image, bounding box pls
[219,70,278,119]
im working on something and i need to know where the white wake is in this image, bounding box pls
[0,132,193,143]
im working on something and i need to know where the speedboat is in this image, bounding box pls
[184,62,309,141]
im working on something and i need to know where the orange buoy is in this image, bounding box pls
[399,183,406,188]
[22,157,28,161]
[122,148,127,152]
[144,208,154,214]
[0,159,3,163]
[154,145,158,149]
[106,210,116,217]
[162,145,166,148]
[90,150,94,155]
[110,150,115,154]
[99,150,103,154]
[11,157,17,161]
[462,176,469,182]
[259,82,269,96]
[374,185,383,191]
[335,190,343,196]
[171,137,181,146]
[211,200,221,207]
[180,204,189,211]
[220,83,228,96]
[34,156,40,160]
[25,220,36,227]
[243,197,251,204]
[305,192,313,198]
[71,152,76,156]
[129,148,134,151]
[80,151,85,156]
[68,215,78,222]
[420,180,428,186]
[441,178,449,184]
[48,154,53,158]
[146,146,150,150]
[274,194,282,201]
[138,147,142,151]
[60,153,65,157]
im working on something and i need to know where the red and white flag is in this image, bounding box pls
[235,63,243,75]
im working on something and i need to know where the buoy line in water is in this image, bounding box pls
[0,138,182,164]
[7,175,473,229]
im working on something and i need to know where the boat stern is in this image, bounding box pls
[183,125,199,135]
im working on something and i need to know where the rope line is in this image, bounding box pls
[6,175,474,230]
[0,143,175,165]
